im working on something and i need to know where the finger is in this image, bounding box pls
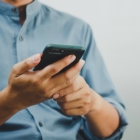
[52,74,79,99]
[49,74,77,98]
[58,99,82,110]
[50,70,78,97]
[41,59,84,98]
[53,75,84,99]
[39,55,76,79]
[51,60,85,94]
[64,59,85,80]
[12,54,41,76]
[62,107,86,116]
[56,88,84,102]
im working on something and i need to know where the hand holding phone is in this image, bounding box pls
[33,44,85,74]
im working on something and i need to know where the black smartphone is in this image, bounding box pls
[33,44,85,73]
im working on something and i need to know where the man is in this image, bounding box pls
[0,0,128,139]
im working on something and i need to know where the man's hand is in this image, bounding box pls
[53,75,97,116]
[2,54,85,112]
[53,75,120,138]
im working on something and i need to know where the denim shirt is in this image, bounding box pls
[0,0,128,139]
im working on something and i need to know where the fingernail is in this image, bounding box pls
[69,55,76,61]
[80,60,85,67]
[33,54,40,62]
[53,94,59,99]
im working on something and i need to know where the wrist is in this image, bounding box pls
[0,86,21,125]
[1,86,21,114]
[86,88,103,117]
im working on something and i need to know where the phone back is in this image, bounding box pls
[33,44,85,73]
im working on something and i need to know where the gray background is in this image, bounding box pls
[39,0,140,139]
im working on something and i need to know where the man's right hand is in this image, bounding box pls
[0,53,84,124]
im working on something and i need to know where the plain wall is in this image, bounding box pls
[39,0,140,139]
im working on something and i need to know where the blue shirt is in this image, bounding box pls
[0,0,128,140]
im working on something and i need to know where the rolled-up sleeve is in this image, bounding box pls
[80,24,128,140]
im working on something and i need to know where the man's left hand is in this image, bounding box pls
[53,75,96,116]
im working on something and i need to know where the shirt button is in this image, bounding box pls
[12,8,18,13]
[19,36,23,41]
[39,122,43,127]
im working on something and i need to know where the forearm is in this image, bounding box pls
[0,87,19,126]
[85,89,120,138]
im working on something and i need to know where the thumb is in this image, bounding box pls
[13,54,41,76]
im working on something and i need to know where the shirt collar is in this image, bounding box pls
[0,0,41,17]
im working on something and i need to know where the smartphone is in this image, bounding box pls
[33,44,85,73]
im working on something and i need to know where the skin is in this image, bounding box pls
[1,0,120,138]
[0,54,83,123]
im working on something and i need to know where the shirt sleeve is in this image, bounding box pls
[80,24,128,140]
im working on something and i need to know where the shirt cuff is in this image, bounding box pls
[81,98,128,140]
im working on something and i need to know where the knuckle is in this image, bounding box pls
[59,91,65,97]
[12,65,18,74]
[84,91,90,97]
[49,65,59,74]
[32,77,41,85]
[83,98,91,106]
